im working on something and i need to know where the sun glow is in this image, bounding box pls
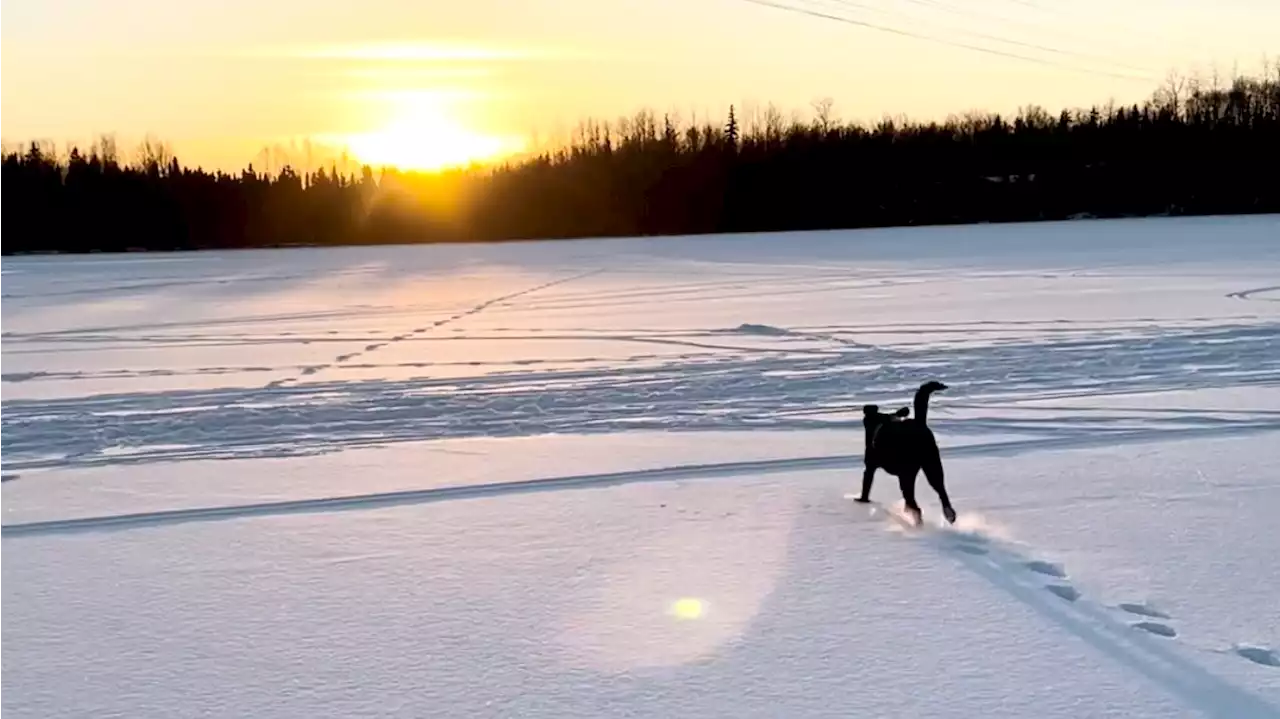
[275,41,537,62]
[344,91,520,172]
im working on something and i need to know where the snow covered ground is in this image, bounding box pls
[3,214,1279,718]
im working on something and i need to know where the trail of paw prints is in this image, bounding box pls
[940,533,1077,608]
[1014,559,1088,604]
[1113,602,1184,639]
[962,540,1279,670]
[1014,556,1184,638]
[1048,582,1200,646]
[264,269,603,389]
[266,321,456,388]
[1231,646,1280,667]
[939,537,1179,638]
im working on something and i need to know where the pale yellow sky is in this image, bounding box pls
[3,0,1276,171]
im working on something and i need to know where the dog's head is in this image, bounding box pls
[921,380,949,393]
[861,404,880,416]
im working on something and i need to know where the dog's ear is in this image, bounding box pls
[894,406,910,417]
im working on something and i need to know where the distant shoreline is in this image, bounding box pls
[4,210,1273,259]
[5,68,1278,256]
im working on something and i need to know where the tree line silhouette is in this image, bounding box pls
[4,68,1278,255]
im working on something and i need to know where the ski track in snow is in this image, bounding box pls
[1226,285,1280,303]
[2,307,1278,470]
[855,500,1280,712]
[5,421,1280,539]
[262,268,605,389]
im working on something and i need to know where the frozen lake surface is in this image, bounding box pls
[3,214,1279,718]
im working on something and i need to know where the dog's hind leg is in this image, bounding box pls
[923,457,956,524]
[898,468,922,525]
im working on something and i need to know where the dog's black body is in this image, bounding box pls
[854,380,956,525]
[861,403,910,447]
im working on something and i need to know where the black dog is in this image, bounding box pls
[853,380,956,526]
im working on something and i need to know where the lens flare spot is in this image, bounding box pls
[670,597,705,620]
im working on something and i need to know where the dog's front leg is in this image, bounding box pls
[854,464,876,502]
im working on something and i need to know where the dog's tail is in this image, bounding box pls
[913,380,948,426]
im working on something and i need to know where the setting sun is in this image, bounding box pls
[343,91,521,172]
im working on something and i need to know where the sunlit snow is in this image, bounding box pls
[3,214,1279,718]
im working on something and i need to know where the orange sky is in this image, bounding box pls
[3,0,1275,172]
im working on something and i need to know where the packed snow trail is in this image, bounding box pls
[856,498,1280,717]
[6,420,1280,537]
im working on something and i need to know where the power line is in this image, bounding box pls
[987,0,1211,59]
[788,0,1157,79]
[873,0,1160,75]
[820,0,1129,67]
[734,0,1157,82]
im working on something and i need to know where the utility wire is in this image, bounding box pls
[988,0,1212,60]
[736,0,1157,82]
[800,0,1157,78]
[869,0,1159,75]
